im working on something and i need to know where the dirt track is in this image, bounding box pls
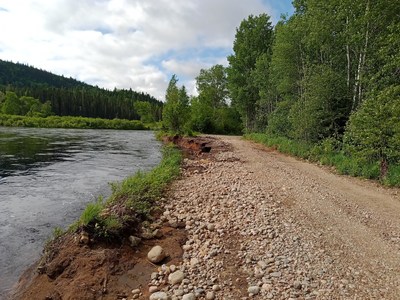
[219,136,400,298]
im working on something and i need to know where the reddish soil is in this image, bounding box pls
[11,136,224,300]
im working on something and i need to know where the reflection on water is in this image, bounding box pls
[0,127,161,298]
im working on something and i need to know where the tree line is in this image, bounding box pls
[162,0,399,180]
[0,59,163,121]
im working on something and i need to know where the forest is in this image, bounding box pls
[0,59,163,121]
[162,0,399,184]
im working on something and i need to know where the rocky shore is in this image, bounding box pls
[13,135,400,299]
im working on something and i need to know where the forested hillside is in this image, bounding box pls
[0,60,163,120]
[226,0,399,182]
[160,0,399,184]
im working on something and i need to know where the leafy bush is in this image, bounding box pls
[0,114,147,130]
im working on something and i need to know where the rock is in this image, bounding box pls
[248,286,260,295]
[190,257,199,266]
[293,281,302,290]
[182,293,196,300]
[206,291,215,299]
[148,246,166,263]
[212,285,221,291]
[128,236,141,247]
[168,270,185,285]
[79,232,89,245]
[270,272,281,278]
[131,288,140,295]
[207,224,215,231]
[262,283,272,291]
[173,289,184,296]
[169,264,177,272]
[150,292,169,300]
[257,260,267,269]
[149,286,159,293]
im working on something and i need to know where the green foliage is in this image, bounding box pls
[227,13,274,132]
[189,65,243,135]
[0,114,147,130]
[0,59,163,121]
[344,85,400,176]
[0,91,53,117]
[111,145,182,214]
[246,133,400,186]
[79,197,104,226]
[134,101,156,123]
[162,75,190,134]
[69,144,182,241]
[289,66,349,142]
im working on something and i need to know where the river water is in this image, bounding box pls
[0,127,161,298]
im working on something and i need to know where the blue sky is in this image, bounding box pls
[0,0,294,100]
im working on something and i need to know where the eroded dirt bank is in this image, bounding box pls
[13,135,400,299]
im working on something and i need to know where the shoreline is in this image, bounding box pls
[12,135,400,299]
[10,135,221,300]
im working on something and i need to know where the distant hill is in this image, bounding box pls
[0,59,89,89]
[0,59,162,120]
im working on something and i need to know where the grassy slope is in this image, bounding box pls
[245,133,400,187]
[49,143,182,243]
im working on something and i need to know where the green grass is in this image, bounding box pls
[65,143,182,242]
[245,133,400,187]
[0,114,147,130]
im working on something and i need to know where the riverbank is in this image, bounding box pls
[0,114,148,130]
[11,136,222,299]
[13,135,400,299]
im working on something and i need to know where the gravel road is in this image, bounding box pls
[149,136,400,299]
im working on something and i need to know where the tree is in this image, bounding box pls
[162,75,190,133]
[344,85,400,178]
[134,101,155,123]
[227,13,274,132]
[1,91,22,115]
[196,64,228,111]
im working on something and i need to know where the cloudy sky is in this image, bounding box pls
[0,0,293,100]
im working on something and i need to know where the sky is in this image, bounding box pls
[0,0,294,100]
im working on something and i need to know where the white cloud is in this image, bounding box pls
[0,0,289,100]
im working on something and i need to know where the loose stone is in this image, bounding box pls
[149,291,169,300]
[168,270,185,285]
[182,293,196,300]
[148,245,166,264]
[248,286,260,295]
[206,291,215,299]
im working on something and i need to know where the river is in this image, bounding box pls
[0,127,161,298]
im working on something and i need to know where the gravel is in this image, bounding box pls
[142,136,400,299]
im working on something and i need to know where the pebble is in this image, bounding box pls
[141,139,392,299]
[206,291,215,299]
[131,288,140,295]
[168,270,185,285]
[147,245,166,263]
[149,286,159,293]
[149,291,169,300]
[182,293,196,300]
[248,286,260,295]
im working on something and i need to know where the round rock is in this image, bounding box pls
[168,270,185,285]
[147,245,166,263]
[149,291,169,300]
[182,293,196,300]
[248,286,260,295]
